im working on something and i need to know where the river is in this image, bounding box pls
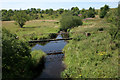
[31,33,68,79]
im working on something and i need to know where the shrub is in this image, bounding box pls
[60,13,83,31]
[87,7,95,18]
[30,50,46,67]
[99,9,107,18]
[2,29,33,79]
[99,5,109,18]
[48,33,57,39]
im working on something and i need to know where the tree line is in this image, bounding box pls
[1,7,98,21]
[1,5,110,29]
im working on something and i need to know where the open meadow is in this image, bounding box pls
[2,20,60,41]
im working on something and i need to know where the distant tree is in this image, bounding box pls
[45,9,49,14]
[48,9,53,15]
[1,10,11,21]
[37,8,41,13]
[99,5,109,18]
[30,8,37,14]
[80,8,87,19]
[71,7,79,12]
[104,5,110,11]
[57,8,64,14]
[41,10,45,14]
[14,11,29,28]
[87,7,95,18]
[60,12,83,31]
[26,9,31,14]
[7,9,14,16]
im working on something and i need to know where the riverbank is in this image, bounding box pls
[61,18,118,78]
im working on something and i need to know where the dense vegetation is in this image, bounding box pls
[60,12,83,31]
[61,5,119,78]
[2,29,45,79]
[99,5,109,18]
[1,6,96,21]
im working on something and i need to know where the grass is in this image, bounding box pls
[30,50,46,67]
[30,50,46,78]
[2,20,60,41]
[61,18,118,78]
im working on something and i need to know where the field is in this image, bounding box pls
[2,20,60,41]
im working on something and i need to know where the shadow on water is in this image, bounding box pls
[32,33,69,79]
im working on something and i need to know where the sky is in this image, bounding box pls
[0,0,119,10]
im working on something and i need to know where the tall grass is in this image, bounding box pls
[61,18,118,78]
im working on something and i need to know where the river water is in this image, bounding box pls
[32,34,68,79]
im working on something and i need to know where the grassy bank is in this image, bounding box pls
[61,18,118,78]
[2,20,60,41]
[30,50,46,78]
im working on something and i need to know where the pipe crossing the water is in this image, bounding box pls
[29,38,72,43]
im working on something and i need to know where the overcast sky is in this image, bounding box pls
[0,0,119,10]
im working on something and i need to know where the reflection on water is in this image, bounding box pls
[32,34,68,54]
[32,33,68,79]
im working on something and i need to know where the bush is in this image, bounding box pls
[87,7,95,18]
[2,29,33,79]
[48,33,57,39]
[60,13,83,31]
[87,10,95,18]
[99,5,109,18]
[30,50,46,67]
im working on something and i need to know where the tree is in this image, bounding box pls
[1,9,11,21]
[87,7,95,18]
[37,8,41,13]
[71,7,79,13]
[99,5,109,18]
[57,8,64,14]
[60,12,83,31]
[14,11,29,28]
[80,8,87,19]
[2,29,32,78]
[48,9,53,15]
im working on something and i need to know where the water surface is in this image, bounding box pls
[32,34,68,79]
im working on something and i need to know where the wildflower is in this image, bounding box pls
[98,52,107,55]
[78,14,82,16]
[79,74,82,76]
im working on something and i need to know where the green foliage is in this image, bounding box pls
[99,5,109,18]
[99,9,107,18]
[60,13,83,31]
[62,30,118,78]
[61,18,118,78]
[48,33,57,39]
[30,50,46,67]
[106,5,120,40]
[1,9,11,21]
[57,8,64,14]
[80,8,87,19]
[71,7,79,14]
[14,11,29,28]
[2,29,46,79]
[2,28,33,78]
[87,7,95,18]
[105,9,117,24]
